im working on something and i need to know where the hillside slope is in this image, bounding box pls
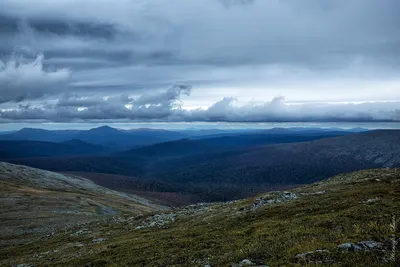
[0,162,167,248]
[153,130,400,185]
[0,140,112,158]
[1,168,399,266]
[62,171,197,206]
[122,131,350,158]
[0,128,79,142]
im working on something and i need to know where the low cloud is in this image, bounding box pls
[0,54,71,103]
[1,87,399,122]
[188,97,400,122]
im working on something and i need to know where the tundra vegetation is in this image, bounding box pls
[0,162,398,266]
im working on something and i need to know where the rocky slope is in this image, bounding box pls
[0,162,168,249]
[1,167,399,266]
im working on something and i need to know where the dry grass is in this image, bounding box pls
[0,162,168,250]
[1,167,399,266]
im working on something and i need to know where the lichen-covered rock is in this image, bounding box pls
[338,242,362,252]
[357,241,383,250]
[364,197,380,204]
[232,259,269,266]
[91,238,106,243]
[295,249,330,263]
[251,191,298,210]
[338,241,383,252]
[232,259,255,266]
[135,213,177,229]
[72,229,92,236]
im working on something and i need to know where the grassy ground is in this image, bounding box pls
[1,168,399,266]
[0,162,167,251]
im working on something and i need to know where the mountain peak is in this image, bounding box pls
[89,125,120,133]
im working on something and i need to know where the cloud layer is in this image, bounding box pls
[1,0,399,122]
[1,87,399,122]
[0,54,70,103]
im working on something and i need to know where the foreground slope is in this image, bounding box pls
[1,168,399,266]
[0,162,167,248]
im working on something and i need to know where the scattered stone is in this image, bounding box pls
[96,204,119,216]
[91,238,106,243]
[232,259,255,266]
[33,249,59,259]
[295,249,330,263]
[251,192,298,210]
[364,197,380,204]
[338,241,383,252]
[116,216,136,223]
[231,259,269,266]
[135,213,177,229]
[357,241,384,250]
[299,190,326,196]
[176,203,215,216]
[74,242,84,247]
[72,229,92,236]
[338,243,362,252]
[191,258,211,266]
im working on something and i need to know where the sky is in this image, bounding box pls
[0,0,400,125]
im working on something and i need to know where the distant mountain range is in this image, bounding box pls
[2,128,399,202]
[0,126,367,149]
[0,126,188,149]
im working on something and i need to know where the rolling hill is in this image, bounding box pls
[0,128,80,142]
[62,172,198,206]
[152,130,400,186]
[0,139,112,158]
[121,129,351,158]
[4,155,147,176]
[0,162,167,249]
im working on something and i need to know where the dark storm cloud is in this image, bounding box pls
[0,0,400,122]
[0,54,70,103]
[0,13,116,39]
[0,84,193,122]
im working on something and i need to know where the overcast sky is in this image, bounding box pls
[0,0,399,124]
